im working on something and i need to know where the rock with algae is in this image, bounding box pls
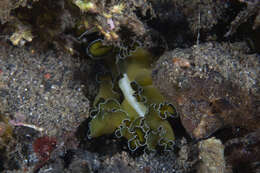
[152,42,260,139]
[198,137,225,173]
[0,115,13,150]
[72,0,154,46]
[0,0,39,24]
[9,19,33,46]
[87,41,177,152]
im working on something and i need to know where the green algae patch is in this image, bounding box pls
[89,99,128,138]
[88,44,177,152]
[87,39,113,59]
[145,105,175,151]
[93,72,120,107]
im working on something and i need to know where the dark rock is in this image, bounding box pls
[225,129,260,173]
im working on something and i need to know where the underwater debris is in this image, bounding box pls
[33,136,57,171]
[225,0,260,37]
[87,42,177,152]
